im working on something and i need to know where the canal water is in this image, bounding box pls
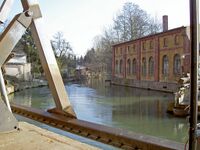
[10,79,188,145]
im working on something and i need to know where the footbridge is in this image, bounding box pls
[0,0,198,149]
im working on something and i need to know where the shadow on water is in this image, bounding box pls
[10,78,189,143]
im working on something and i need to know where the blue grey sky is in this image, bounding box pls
[1,0,193,56]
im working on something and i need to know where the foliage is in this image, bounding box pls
[17,29,43,74]
[51,32,76,76]
[113,2,161,41]
[82,2,161,74]
[16,30,76,78]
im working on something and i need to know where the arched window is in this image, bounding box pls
[162,55,169,76]
[132,58,137,75]
[142,57,146,76]
[120,59,123,74]
[174,54,181,75]
[127,59,131,75]
[149,57,154,76]
[115,60,118,74]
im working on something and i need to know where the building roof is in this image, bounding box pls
[76,65,86,70]
[112,26,187,47]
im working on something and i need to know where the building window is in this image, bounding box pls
[142,57,146,76]
[163,38,168,47]
[174,54,181,75]
[120,48,122,54]
[150,40,154,49]
[149,57,154,76]
[115,48,118,55]
[120,59,123,74]
[162,55,169,76]
[175,35,179,45]
[127,46,130,54]
[143,42,146,50]
[133,44,135,51]
[127,59,131,75]
[132,58,137,75]
[115,60,119,74]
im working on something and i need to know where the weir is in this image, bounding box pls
[0,0,198,149]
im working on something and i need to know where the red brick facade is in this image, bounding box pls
[112,26,191,92]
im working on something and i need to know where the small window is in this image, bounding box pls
[115,60,119,74]
[127,59,131,75]
[127,46,130,54]
[132,44,136,52]
[175,35,179,45]
[120,59,123,74]
[143,42,146,50]
[150,41,154,49]
[115,48,118,55]
[120,48,123,54]
[163,38,168,47]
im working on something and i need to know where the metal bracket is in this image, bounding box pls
[0,100,18,132]
[0,0,76,118]
[196,123,200,139]
[22,0,76,118]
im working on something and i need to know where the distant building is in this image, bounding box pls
[112,16,191,92]
[4,49,32,81]
[75,65,88,80]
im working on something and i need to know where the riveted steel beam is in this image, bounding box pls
[0,12,32,66]
[21,0,76,118]
[11,103,185,150]
[0,100,18,132]
[189,0,199,149]
[0,12,32,113]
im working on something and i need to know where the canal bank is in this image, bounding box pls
[0,121,99,150]
[111,77,180,93]
[10,79,189,143]
[5,80,47,95]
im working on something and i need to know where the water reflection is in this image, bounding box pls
[11,78,189,143]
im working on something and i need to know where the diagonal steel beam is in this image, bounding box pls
[0,0,14,23]
[21,0,76,118]
[0,12,32,66]
[189,0,199,149]
[0,12,32,112]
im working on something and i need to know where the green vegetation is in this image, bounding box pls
[17,30,76,78]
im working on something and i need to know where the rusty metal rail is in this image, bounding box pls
[11,103,184,150]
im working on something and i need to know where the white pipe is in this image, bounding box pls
[0,69,11,112]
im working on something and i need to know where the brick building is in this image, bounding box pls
[112,17,191,92]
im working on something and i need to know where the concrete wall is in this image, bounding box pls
[5,63,32,81]
[112,77,180,93]
[8,55,27,64]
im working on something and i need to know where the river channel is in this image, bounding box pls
[10,79,188,145]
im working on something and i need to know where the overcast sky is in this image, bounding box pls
[2,0,196,56]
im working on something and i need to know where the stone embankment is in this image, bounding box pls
[6,79,47,95]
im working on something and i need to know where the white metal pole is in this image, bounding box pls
[0,69,11,112]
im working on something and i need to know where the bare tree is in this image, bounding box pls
[51,32,73,70]
[113,2,161,41]
[87,2,161,75]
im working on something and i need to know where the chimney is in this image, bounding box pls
[163,15,168,32]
